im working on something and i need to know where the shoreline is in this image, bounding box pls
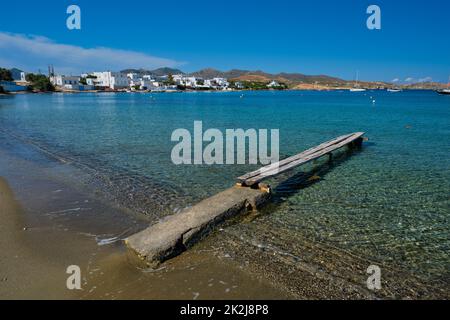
[0,133,290,300]
[1,88,446,96]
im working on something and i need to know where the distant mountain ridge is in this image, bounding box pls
[120,67,185,77]
[190,68,352,86]
[117,67,447,89]
[119,67,345,84]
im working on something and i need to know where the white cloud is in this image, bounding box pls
[405,77,414,82]
[0,32,184,74]
[418,76,432,83]
[391,78,399,83]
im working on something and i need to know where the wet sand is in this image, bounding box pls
[0,142,289,300]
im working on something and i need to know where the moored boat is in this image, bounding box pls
[350,71,366,92]
[437,77,450,95]
[349,88,367,92]
[437,89,450,95]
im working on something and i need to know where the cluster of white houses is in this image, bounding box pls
[50,71,233,92]
[2,68,283,93]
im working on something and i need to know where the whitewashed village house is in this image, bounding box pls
[89,72,129,90]
[267,80,281,88]
[51,75,80,89]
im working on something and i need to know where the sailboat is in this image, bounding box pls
[437,76,450,95]
[350,71,366,92]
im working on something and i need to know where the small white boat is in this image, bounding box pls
[437,89,450,95]
[350,71,366,92]
[350,88,366,92]
[387,89,402,92]
[437,77,450,95]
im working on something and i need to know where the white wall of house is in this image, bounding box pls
[213,77,229,87]
[91,72,129,90]
[267,80,280,87]
[51,75,80,87]
[111,73,129,89]
[127,73,139,80]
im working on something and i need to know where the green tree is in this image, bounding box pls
[0,68,13,81]
[26,73,55,92]
[165,74,176,86]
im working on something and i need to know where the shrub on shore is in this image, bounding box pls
[25,74,55,92]
[0,68,13,81]
[229,80,288,90]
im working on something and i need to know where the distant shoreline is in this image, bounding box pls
[2,88,445,95]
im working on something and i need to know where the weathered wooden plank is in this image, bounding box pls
[237,133,354,182]
[239,132,364,186]
[243,132,364,185]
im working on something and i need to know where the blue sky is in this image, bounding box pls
[0,0,449,82]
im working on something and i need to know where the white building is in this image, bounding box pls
[172,74,184,85]
[204,77,229,89]
[90,72,129,90]
[51,75,81,90]
[213,78,228,87]
[142,79,159,90]
[50,75,96,91]
[173,76,198,87]
[129,78,160,91]
[267,80,280,88]
[19,72,27,82]
[127,73,140,80]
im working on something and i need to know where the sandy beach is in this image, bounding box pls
[0,138,289,300]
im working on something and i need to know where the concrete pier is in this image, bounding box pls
[126,186,270,267]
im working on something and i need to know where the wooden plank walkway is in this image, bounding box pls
[237,132,365,187]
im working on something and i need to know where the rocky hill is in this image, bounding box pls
[120,67,447,90]
[120,67,184,76]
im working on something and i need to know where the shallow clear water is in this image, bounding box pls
[0,91,449,290]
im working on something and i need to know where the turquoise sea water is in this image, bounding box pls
[0,91,449,294]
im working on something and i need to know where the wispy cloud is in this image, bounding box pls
[401,76,434,84]
[418,76,432,83]
[391,78,399,83]
[0,32,184,74]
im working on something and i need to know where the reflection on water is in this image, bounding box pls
[0,91,449,297]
